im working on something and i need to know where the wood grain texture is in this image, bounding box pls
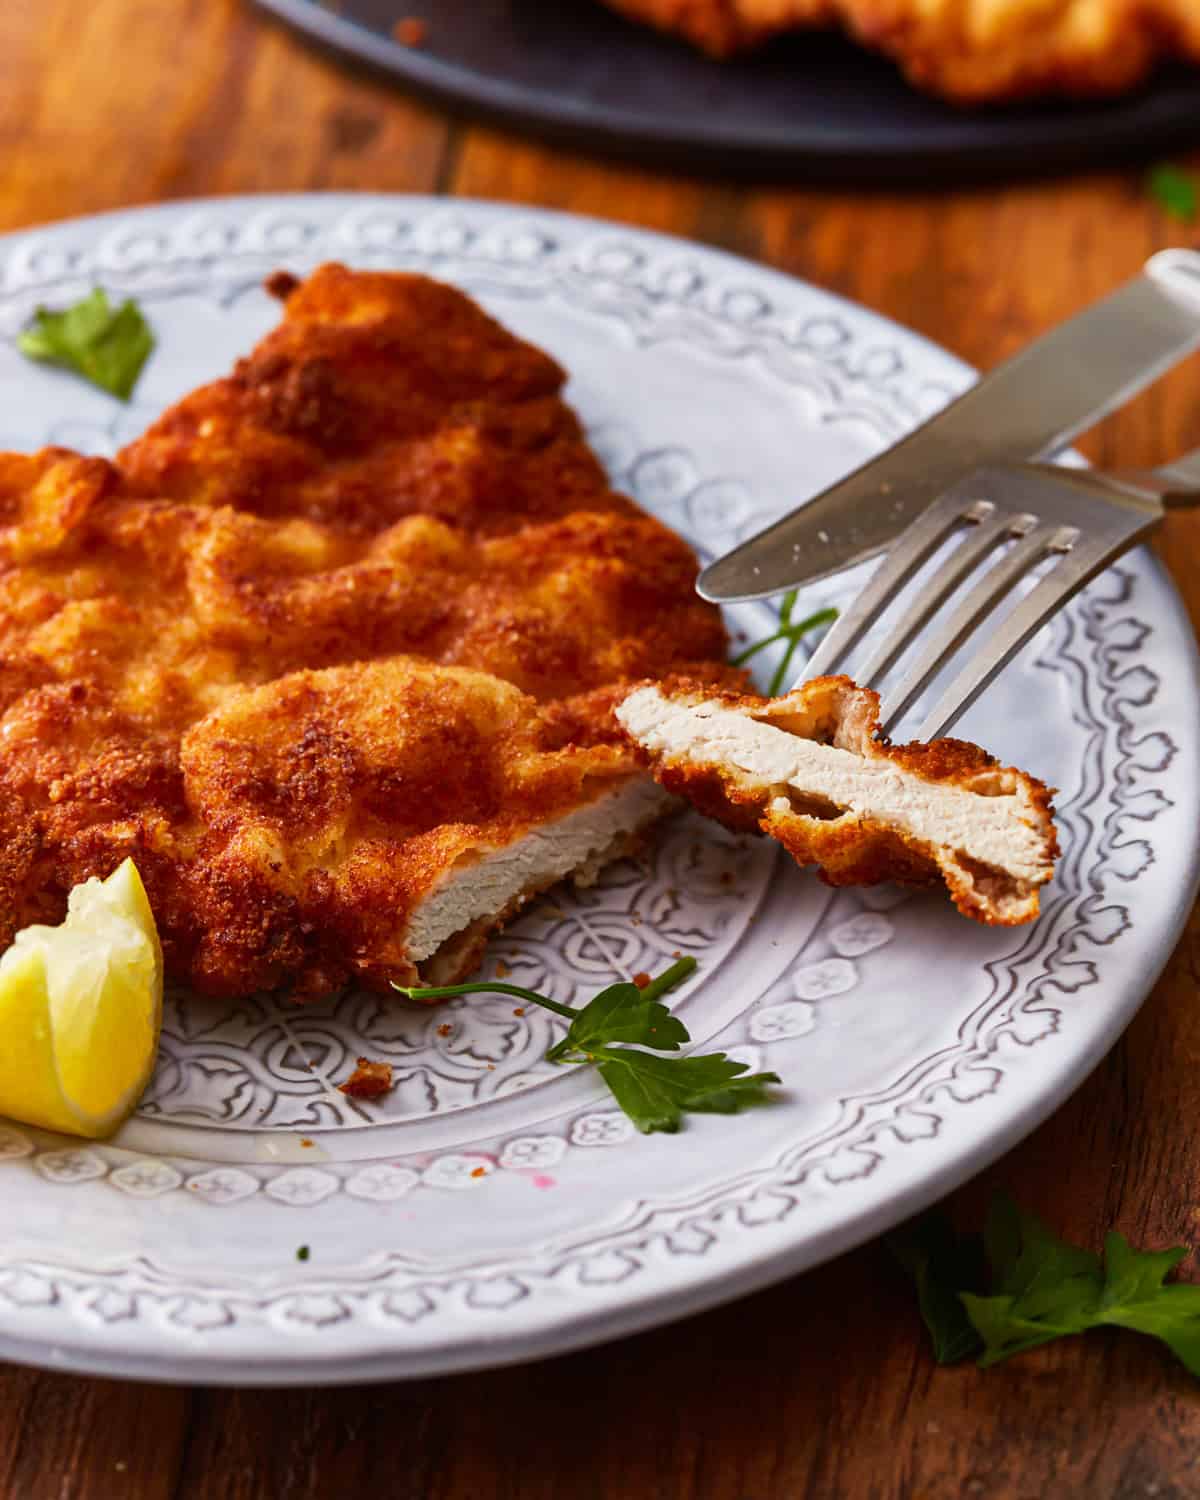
[2,4,1200,1497]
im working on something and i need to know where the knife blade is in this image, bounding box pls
[698,249,1200,603]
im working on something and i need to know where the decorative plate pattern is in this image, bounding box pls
[0,196,1196,1386]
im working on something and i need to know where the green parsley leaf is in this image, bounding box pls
[963,1199,1200,1374]
[1095,1235,1200,1375]
[887,1211,985,1364]
[393,955,780,1134]
[895,1195,1200,1378]
[593,1047,780,1134]
[18,289,154,400]
[551,975,690,1059]
[296,1245,311,1262]
[1148,164,1198,223]
[733,597,838,696]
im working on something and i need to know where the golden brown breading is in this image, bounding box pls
[845,0,1200,103]
[602,0,834,55]
[616,675,1059,924]
[602,0,1200,103]
[179,660,648,997]
[0,267,729,997]
[119,265,633,537]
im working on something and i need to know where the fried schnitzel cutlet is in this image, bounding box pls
[0,264,1059,1003]
[0,266,730,999]
[616,677,1058,924]
[602,0,1200,103]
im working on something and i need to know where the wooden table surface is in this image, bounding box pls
[3,4,1200,1496]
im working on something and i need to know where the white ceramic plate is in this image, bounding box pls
[0,196,1196,1386]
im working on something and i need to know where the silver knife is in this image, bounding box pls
[698,249,1200,603]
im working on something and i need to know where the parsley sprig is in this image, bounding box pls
[891,1195,1200,1377]
[18,288,154,401]
[1148,163,1198,223]
[394,957,780,1134]
[733,590,837,696]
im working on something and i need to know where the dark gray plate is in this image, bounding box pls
[255,0,1200,181]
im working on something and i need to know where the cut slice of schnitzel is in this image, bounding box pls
[0,266,730,998]
[601,0,1200,103]
[617,676,1058,924]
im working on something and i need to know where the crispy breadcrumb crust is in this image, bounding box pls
[603,0,833,55]
[601,0,1200,103]
[617,675,1059,925]
[179,659,656,996]
[0,267,729,997]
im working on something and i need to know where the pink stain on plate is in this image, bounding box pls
[531,1174,557,1190]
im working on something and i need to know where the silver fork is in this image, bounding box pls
[799,451,1200,742]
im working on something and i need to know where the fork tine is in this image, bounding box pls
[915,514,1160,740]
[853,509,1030,690]
[801,493,989,682]
[877,521,1073,735]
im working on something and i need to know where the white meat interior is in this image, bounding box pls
[407,776,676,962]
[618,689,1049,884]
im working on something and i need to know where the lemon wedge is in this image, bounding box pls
[0,859,163,1139]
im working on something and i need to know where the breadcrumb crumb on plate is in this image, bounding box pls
[338,1057,395,1099]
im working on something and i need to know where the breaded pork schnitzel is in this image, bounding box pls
[602,0,1200,103]
[617,677,1058,924]
[0,267,730,999]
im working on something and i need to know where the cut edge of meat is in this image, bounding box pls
[616,675,1058,926]
[407,775,679,990]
